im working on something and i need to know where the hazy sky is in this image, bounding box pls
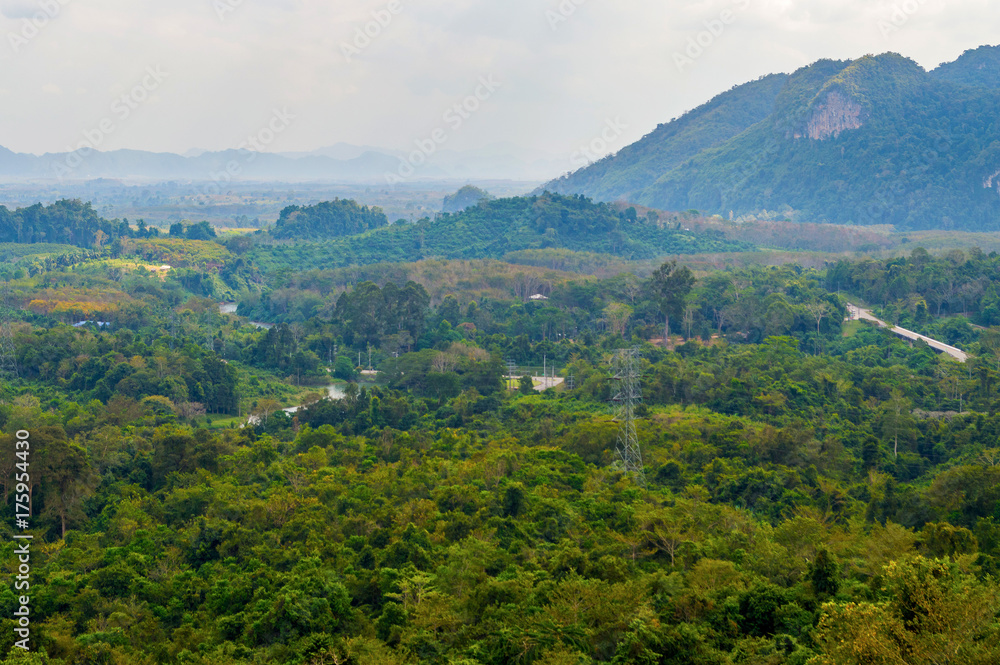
[0,0,994,165]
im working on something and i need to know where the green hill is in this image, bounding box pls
[931,44,1000,88]
[252,193,753,271]
[543,46,1000,230]
[271,199,388,240]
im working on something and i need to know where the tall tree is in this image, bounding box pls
[37,431,95,538]
[649,261,695,344]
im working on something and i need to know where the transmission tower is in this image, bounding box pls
[610,347,645,486]
[0,282,19,381]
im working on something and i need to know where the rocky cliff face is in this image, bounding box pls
[985,168,1000,196]
[800,90,863,140]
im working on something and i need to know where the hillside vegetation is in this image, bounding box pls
[544,46,1000,230]
[5,248,1000,664]
[4,193,1000,664]
[250,193,753,274]
[272,200,388,241]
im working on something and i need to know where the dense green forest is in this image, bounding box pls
[272,201,389,241]
[545,47,1000,230]
[248,193,751,274]
[0,200,157,248]
[2,196,1000,664]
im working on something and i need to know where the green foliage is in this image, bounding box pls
[8,201,1000,665]
[547,48,1000,230]
[544,73,789,202]
[169,220,217,240]
[443,185,494,213]
[272,199,387,240]
[812,556,1000,664]
[250,193,752,272]
[0,199,137,248]
[931,44,1000,89]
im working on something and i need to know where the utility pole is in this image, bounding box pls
[611,347,646,486]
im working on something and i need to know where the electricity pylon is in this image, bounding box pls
[611,347,645,486]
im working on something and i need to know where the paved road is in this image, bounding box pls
[846,304,969,362]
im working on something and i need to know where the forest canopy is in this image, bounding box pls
[2,194,1000,664]
[271,199,388,240]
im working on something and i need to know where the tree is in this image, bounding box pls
[805,301,831,354]
[186,221,217,240]
[649,261,695,344]
[254,399,284,425]
[809,549,840,597]
[812,557,1000,665]
[37,432,96,538]
[604,303,633,338]
[881,389,913,460]
[683,304,696,340]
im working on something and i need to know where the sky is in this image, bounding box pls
[0,0,995,170]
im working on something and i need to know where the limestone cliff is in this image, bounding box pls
[802,90,863,140]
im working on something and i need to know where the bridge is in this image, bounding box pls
[845,304,968,363]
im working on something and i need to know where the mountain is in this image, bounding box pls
[0,142,562,184]
[442,185,494,213]
[545,73,789,202]
[542,46,1000,230]
[931,44,1000,89]
[0,147,407,183]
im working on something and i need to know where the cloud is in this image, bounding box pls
[0,0,996,165]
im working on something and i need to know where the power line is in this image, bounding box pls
[611,347,645,486]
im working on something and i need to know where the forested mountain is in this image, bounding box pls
[543,46,1000,230]
[543,73,789,202]
[931,44,1000,88]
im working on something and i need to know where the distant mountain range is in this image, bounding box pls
[0,141,563,184]
[542,45,1000,230]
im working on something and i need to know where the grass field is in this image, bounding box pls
[0,242,80,262]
